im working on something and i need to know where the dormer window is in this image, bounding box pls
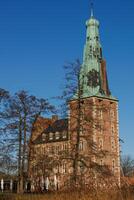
[42,133,46,141]
[62,131,67,139]
[55,132,60,140]
[49,132,53,140]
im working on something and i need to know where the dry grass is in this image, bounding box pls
[0,190,134,200]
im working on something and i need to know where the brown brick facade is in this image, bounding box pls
[28,96,120,190]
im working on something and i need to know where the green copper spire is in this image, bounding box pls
[79,4,111,98]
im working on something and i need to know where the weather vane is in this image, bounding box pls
[90,0,94,17]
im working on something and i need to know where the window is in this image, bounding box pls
[62,163,67,174]
[79,162,84,173]
[112,159,115,173]
[62,131,67,139]
[63,143,68,151]
[111,139,115,151]
[56,164,60,173]
[99,123,103,134]
[80,126,84,135]
[41,147,44,154]
[98,99,103,103]
[100,159,103,166]
[51,146,55,154]
[42,133,46,141]
[111,125,115,135]
[55,132,60,140]
[47,146,51,153]
[99,139,103,150]
[110,110,115,120]
[49,132,53,140]
[79,141,84,151]
[98,109,103,119]
[96,36,99,41]
[55,145,60,154]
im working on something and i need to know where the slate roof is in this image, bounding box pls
[33,119,68,144]
[44,119,68,133]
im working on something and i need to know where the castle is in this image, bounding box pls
[28,5,120,191]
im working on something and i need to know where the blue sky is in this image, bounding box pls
[0,0,134,157]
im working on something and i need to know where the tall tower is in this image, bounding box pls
[69,5,120,185]
[80,5,111,98]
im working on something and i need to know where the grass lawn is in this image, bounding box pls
[0,191,134,200]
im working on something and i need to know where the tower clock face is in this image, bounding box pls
[87,69,100,88]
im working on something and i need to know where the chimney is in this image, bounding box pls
[52,115,58,122]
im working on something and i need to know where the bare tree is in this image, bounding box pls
[121,155,134,177]
[0,88,11,172]
[58,59,110,188]
[0,90,54,193]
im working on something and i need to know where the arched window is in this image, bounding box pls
[62,163,67,174]
[80,126,84,135]
[79,141,84,151]
[79,162,84,173]
[56,164,60,173]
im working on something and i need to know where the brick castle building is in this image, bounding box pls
[28,6,120,191]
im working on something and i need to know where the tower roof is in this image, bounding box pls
[87,1,99,27]
[77,2,113,99]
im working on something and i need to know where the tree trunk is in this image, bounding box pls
[73,74,82,185]
[17,116,23,194]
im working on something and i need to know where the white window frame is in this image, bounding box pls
[42,133,46,141]
[62,163,67,174]
[79,141,84,151]
[55,132,60,140]
[62,131,67,139]
[49,132,53,140]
